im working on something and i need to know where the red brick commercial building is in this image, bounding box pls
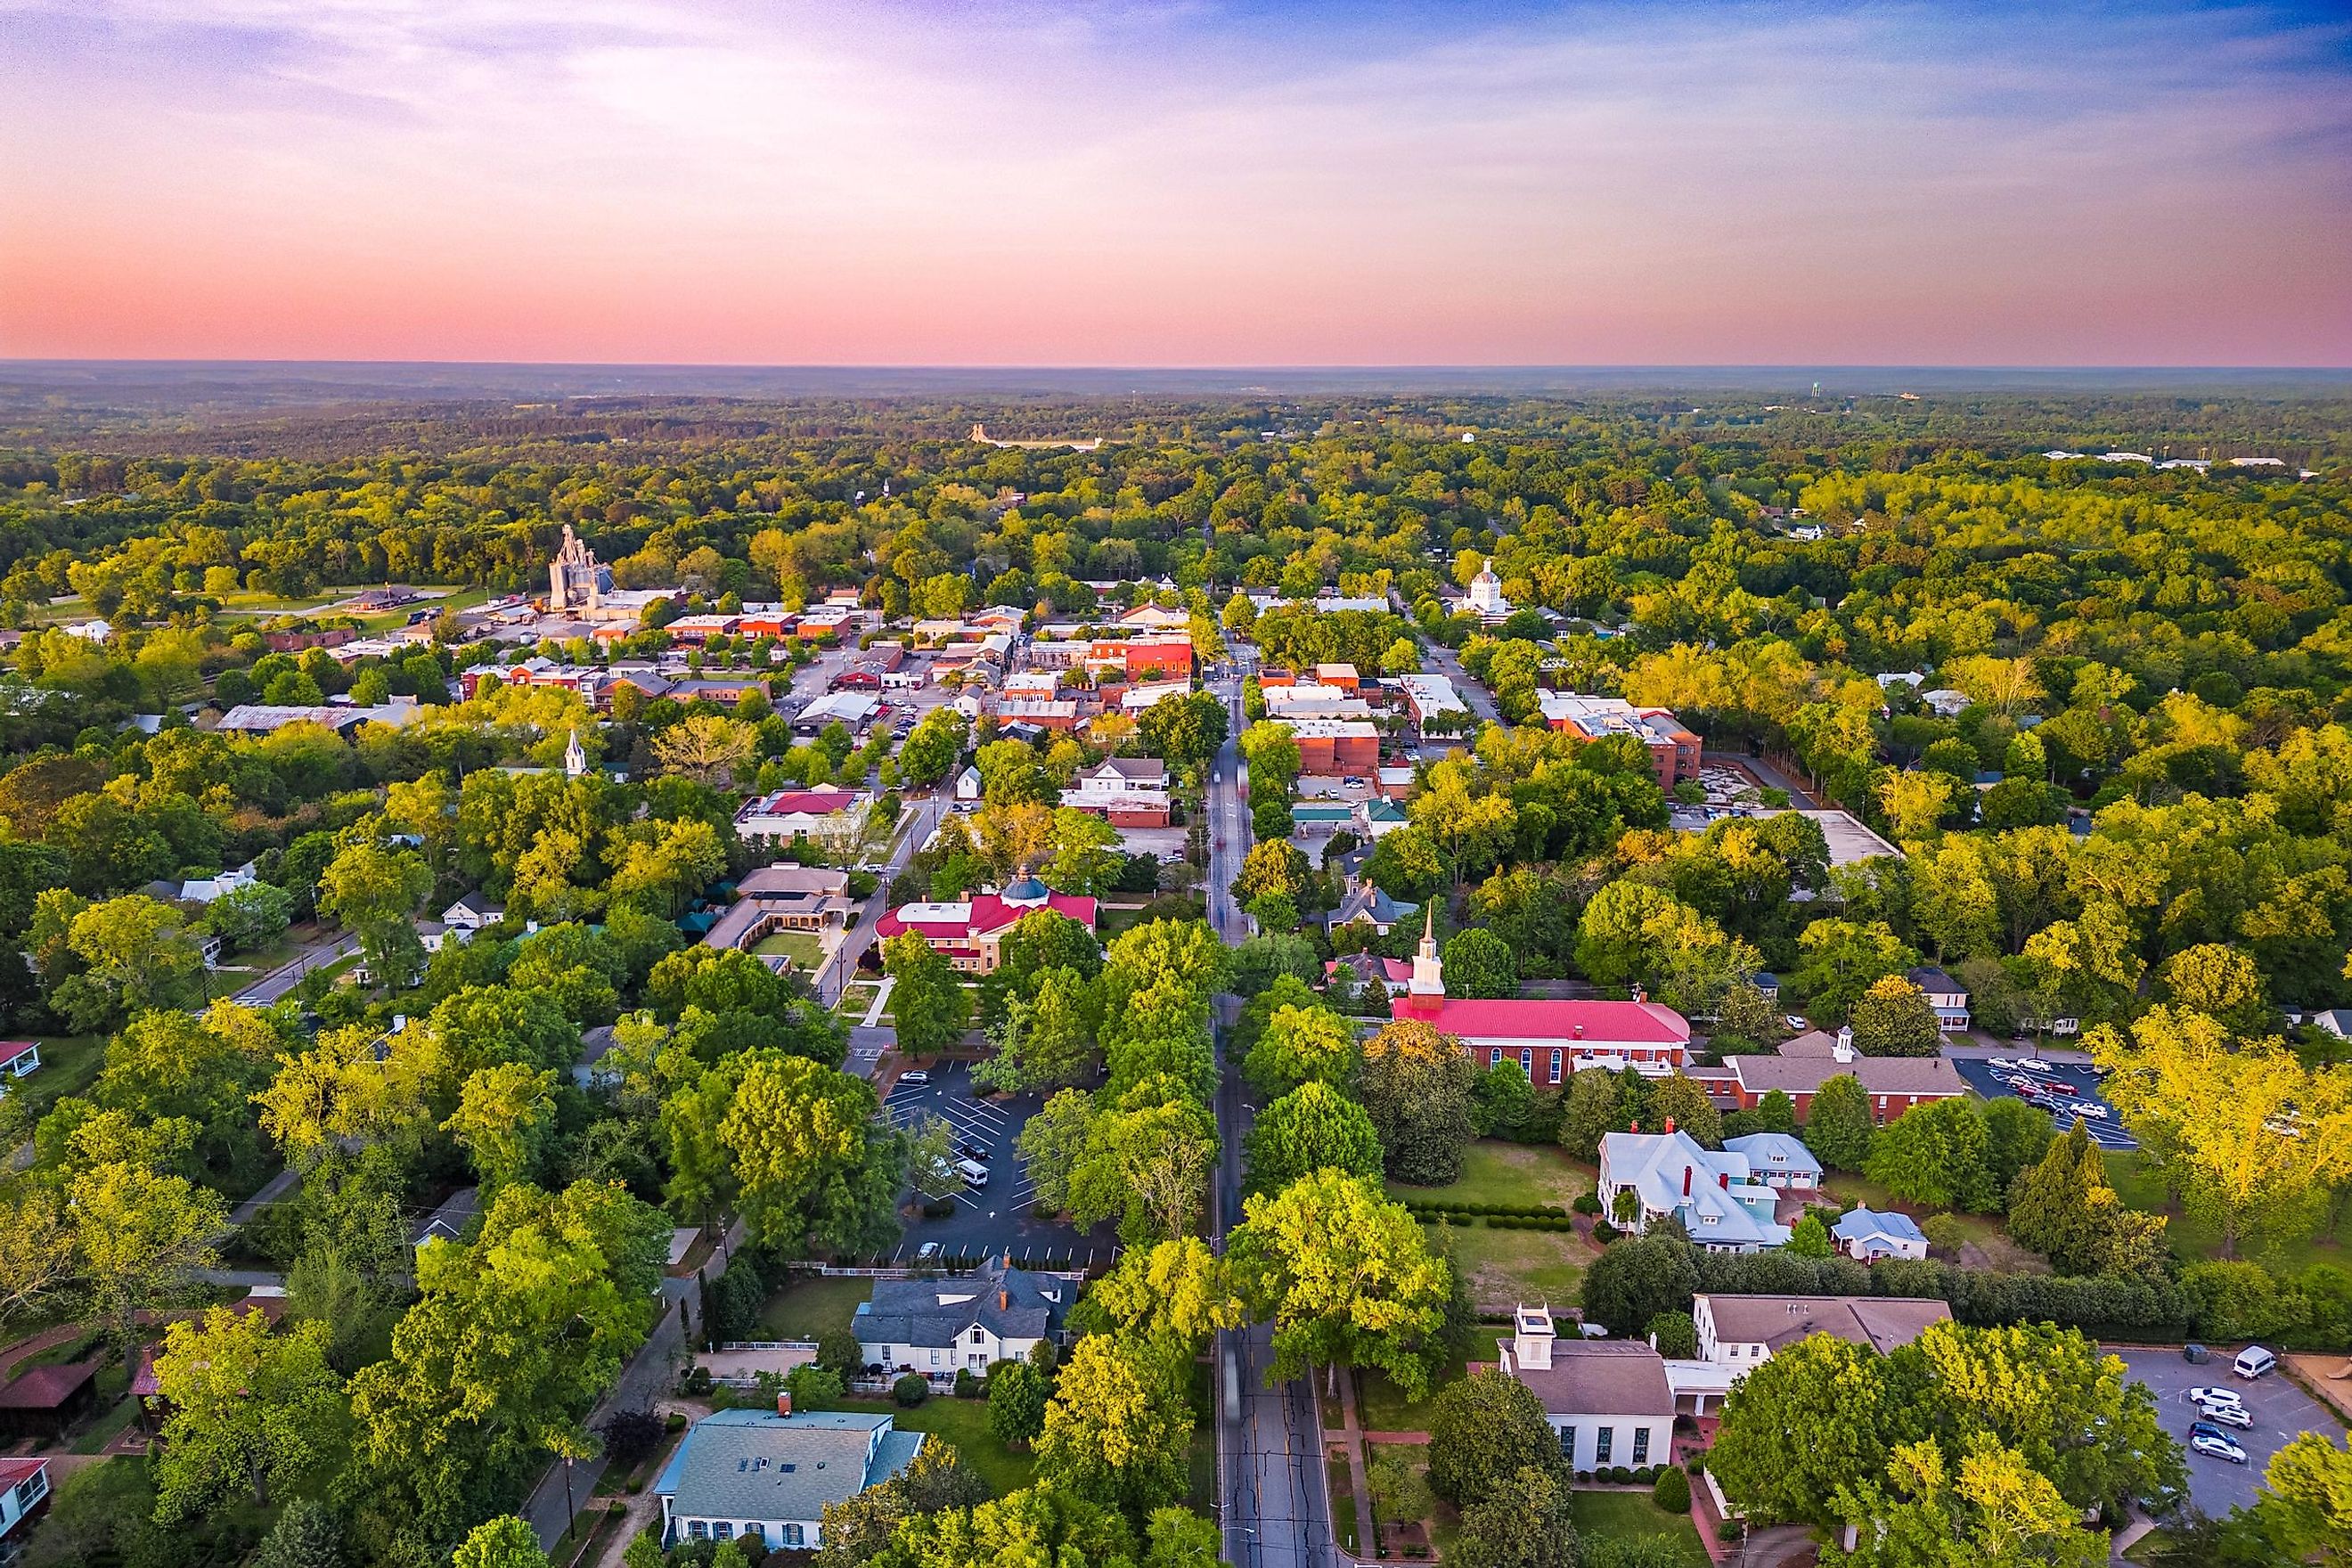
[1105,637,1194,682]
[1536,694,1703,791]
[1711,1030,1967,1123]
[1289,719,1380,777]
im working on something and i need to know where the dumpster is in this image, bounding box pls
[2183,1343,2209,1364]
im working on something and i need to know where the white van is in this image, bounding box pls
[2234,1345,2278,1380]
[955,1158,990,1189]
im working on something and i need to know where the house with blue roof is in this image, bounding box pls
[1833,1207,1929,1262]
[1722,1131,1822,1191]
[1597,1128,1790,1253]
[655,1408,922,1550]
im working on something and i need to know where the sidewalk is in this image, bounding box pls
[1331,1368,1378,1561]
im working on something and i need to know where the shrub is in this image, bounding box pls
[666,1411,689,1433]
[1654,1466,1691,1513]
[1573,1191,1602,1216]
[599,1406,666,1471]
[1609,1465,1631,1484]
[893,1374,929,1407]
[952,1367,980,1400]
[1591,1221,1620,1243]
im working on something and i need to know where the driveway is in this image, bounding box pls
[1949,1057,2136,1151]
[880,1060,1122,1268]
[2114,1347,2335,1517]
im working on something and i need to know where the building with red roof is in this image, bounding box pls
[0,1457,52,1548]
[1390,910,1690,1088]
[873,875,1097,975]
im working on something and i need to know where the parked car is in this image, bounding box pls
[1784,1016,1809,1033]
[2197,1402,2253,1429]
[2191,1432,2250,1465]
[899,1069,930,1086]
[2236,1345,2280,1379]
[915,1241,943,1262]
[2188,1386,2245,1409]
[1988,1058,2017,1071]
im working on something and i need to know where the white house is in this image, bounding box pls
[0,1041,41,1090]
[442,891,506,931]
[1063,757,1171,827]
[853,1258,1072,1383]
[1720,1131,1821,1191]
[1832,1207,1930,1262]
[1919,689,1971,718]
[1661,1293,1954,1416]
[1499,1304,1674,1474]
[1597,1127,1790,1252]
[1906,966,1971,1031]
[0,1457,52,1553]
[1467,558,1511,620]
[734,786,869,847]
[656,1409,922,1550]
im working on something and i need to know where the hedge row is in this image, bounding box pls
[1401,1201,1572,1219]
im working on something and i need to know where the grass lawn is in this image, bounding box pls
[1818,1172,2046,1273]
[1354,1327,1508,1434]
[2121,1527,2178,1565]
[755,1276,875,1341]
[1569,1490,1711,1567]
[1099,898,1204,938]
[2107,1150,2352,1272]
[837,1396,1032,1496]
[752,929,827,972]
[1327,1452,1361,1556]
[836,981,883,1021]
[1388,1140,1596,1212]
[5,1035,106,1123]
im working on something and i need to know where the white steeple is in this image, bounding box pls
[563,727,587,780]
[1409,903,1445,998]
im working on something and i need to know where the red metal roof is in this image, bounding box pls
[0,1041,34,1068]
[1391,996,1690,1045]
[0,1456,44,1488]
[0,1360,97,1409]
[876,893,1097,943]
[748,788,859,816]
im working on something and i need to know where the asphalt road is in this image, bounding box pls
[230,930,360,1005]
[1206,666,1250,942]
[816,790,949,1010]
[1422,641,1500,725]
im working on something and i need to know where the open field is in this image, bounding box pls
[2107,1150,2352,1273]
[751,928,827,972]
[1569,1490,1711,1566]
[755,1275,873,1341]
[837,1395,1033,1497]
[1391,1142,1601,1311]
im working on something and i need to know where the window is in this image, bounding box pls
[1558,1425,1575,1460]
[783,1524,806,1548]
[743,1525,764,1545]
[690,1523,710,1540]
[971,1327,986,1345]
[1632,1427,1650,1464]
[1520,1048,1533,1074]
[1549,1049,1562,1084]
[715,1524,733,1541]
[1490,1048,1503,1066]
[929,1350,941,1367]
[1595,1427,1613,1464]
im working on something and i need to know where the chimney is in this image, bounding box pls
[1629,1120,1639,1135]
[1574,1024,1585,1040]
[1682,1165,1693,1197]
[777,1392,793,1417]
[1719,1172,1730,1189]
[1633,984,1646,1004]
[999,1289,1009,1311]
[1664,1117,1676,1135]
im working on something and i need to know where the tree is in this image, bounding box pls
[50,894,207,1031]
[2259,1432,2352,1567]
[1648,1071,1723,1147]
[651,713,757,788]
[1138,690,1228,771]
[1033,1334,1193,1517]
[250,1498,347,1568]
[987,1359,1051,1449]
[1358,1017,1477,1186]
[152,1307,342,1520]
[2008,1121,2167,1276]
[1450,1465,1580,1568]
[1242,1002,1358,1097]
[1229,1170,1451,1399]
[1850,976,1944,1057]
[1074,1237,1245,1347]
[1441,928,1518,999]
[1805,1073,1876,1172]
[1980,1095,2056,1193]
[1791,919,1919,1024]
[1832,1437,2107,1568]
[208,880,293,957]
[1557,1067,1621,1162]
[0,1188,73,1335]
[1580,1232,1699,1337]
[2092,1006,2352,1254]
[1245,1082,1384,1192]
[1426,1369,1561,1506]
[1232,839,1309,905]
[1866,1098,1994,1213]
[316,842,433,986]
[444,1063,560,1190]
[719,1053,904,1254]
[72,1156,231,1360]
[1787,1213,1833,1258]
[1648,1311,1698,1360]
[1017,1089,1097,1216]
[883,933,973,1058]
[452,1516,551,1568]
[1469,1056,1536,1139]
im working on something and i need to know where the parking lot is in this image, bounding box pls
[2116,1346,2334,1515]
[1950,1055,2137,1150]
[880,1060,1122,1269]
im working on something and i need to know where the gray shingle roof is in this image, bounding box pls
[854,1260,1068,1352]
[655,1410,919,1524]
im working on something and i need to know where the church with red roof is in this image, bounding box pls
[1392,909,1691,1089]
[873,871,1097,975]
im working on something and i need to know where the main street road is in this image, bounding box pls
[231,930,361,1005]
[1206,656,1337,1568]
[815,789,949,1010]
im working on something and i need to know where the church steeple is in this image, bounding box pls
[563,727,587,779]
[1409,903,1445,998]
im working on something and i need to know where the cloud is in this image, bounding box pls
[0,0,2347,361]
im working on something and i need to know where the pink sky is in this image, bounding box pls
[3,1,2348,364]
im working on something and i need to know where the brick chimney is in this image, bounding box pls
[777,1392,793,1417]
[1664,1117,1676,1135]
[999,1289,1009,1311]
[1719,1172,1730,1189]
[1682,1165,1692,1197]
